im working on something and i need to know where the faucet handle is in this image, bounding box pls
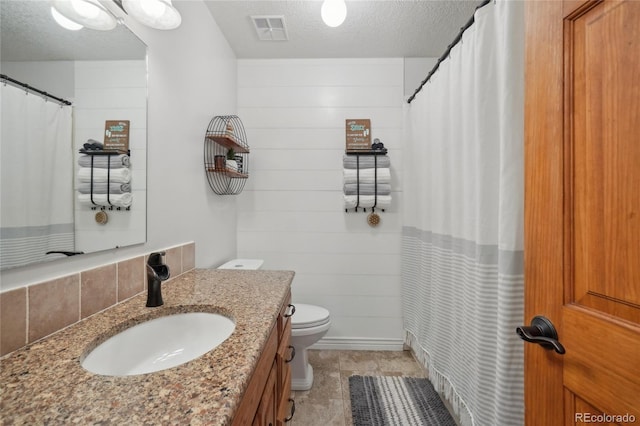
[148,251,166,266]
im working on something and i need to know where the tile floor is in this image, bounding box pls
[289,349,451,426]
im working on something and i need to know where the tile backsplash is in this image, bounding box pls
[0,242,195,357]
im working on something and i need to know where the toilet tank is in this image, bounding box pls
[217,259,264,270]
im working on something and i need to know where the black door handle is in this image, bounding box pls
[516,316,565,354]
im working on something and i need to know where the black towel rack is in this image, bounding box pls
[78,149,131,211]
[344,150,387,213]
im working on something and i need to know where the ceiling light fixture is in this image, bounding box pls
[121,0,182,30]
[321,0,347,28]
[51,0,117,31]
[50,6,84,31]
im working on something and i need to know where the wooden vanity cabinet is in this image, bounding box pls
[232,291,295,426]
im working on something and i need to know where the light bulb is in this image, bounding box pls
[51,6,83,30]
[51,0,117,30]
[122,0,181,30]
[321,0,347,28]
[71,0,100,19]
[141,0,167,19]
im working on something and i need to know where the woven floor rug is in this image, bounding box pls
[349,375,457,426]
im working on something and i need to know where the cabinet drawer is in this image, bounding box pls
[278,292,293,339]
[276,319,292,395]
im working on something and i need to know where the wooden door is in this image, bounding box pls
[524,0,640,425]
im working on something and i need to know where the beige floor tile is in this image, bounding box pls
[291,349,435,426]
[337,350,380,371]
[374,350,427,376]
[291,398,346,426]
[294,369,342,402]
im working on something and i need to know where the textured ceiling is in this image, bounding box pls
[0,0,145,62]
[1,0,482,63]
[203,0,483,59]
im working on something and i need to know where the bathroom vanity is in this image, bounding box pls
[232,290,295,425]
[0,269,295,425]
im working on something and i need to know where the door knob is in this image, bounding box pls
[516,316,565,354]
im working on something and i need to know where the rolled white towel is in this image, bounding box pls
[343,183,391,196]
[78,154,130,169]
[77,167,131,184]
[76,183,131,194]
[343,168,391,184]
[343,154,390,169]
[78,193,132,208]
[344,195,392,209]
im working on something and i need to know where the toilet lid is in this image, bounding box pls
[291,304,330,329]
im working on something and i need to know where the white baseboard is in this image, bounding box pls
[310,336,405,351]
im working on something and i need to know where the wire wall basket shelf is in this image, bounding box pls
[204,115,250,195]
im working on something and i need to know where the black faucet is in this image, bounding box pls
[146,251,170,307]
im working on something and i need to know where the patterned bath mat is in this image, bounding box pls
[349,375,457,426]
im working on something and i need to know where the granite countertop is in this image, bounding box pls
[0,269,294,425]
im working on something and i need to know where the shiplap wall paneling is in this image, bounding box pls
[237,58,405,349]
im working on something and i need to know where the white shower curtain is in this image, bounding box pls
[1,83,74,269]
[402,1,524,425]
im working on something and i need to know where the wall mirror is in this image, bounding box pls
[0,0,147,271]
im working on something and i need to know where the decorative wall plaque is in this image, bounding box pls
[345,119,371,152]
[104,120,130,152]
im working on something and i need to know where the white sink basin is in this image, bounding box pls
[81,312,235,376]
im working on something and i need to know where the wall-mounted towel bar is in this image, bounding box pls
[77,149,132,211]
[343,150,391,213]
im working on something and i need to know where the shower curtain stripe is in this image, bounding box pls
[401,1,525,425]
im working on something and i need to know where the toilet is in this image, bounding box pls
[289,303,331,391]
[217,259,331,391]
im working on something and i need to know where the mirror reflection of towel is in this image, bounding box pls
[82,139,104,150]
[76,183,131,194]
[78,154,130,168]
[77,167,131,183]
[77,193,132,208]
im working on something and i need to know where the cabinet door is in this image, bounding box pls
[276,368,293,426]
[232,326,278,426]
[253,361,277,426]
[276,318,292,393]
[276,318,293,424]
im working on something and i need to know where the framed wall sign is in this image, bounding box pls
[104,120,130,152]
[345,119,371,152]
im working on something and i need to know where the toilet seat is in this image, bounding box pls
[291,304,330,329]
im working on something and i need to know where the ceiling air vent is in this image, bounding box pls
[251,15,288,41]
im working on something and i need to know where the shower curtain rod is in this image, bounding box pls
[1,74,72,106]
[407,0,491,104]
